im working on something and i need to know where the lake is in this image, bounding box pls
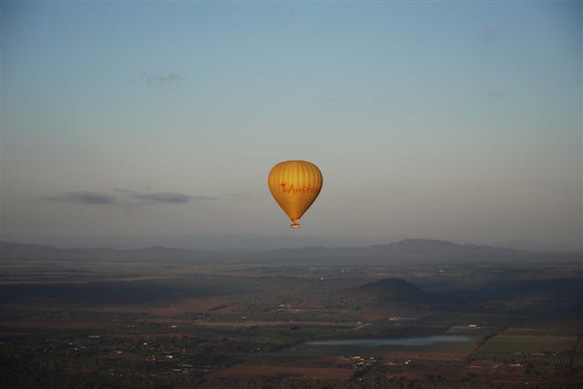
[308,335,474,348]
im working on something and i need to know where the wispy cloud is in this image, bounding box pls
[488,89,505,98]
[42,191,117,205]
[131,72,179,84]
[43,189,216,206]
[130,191,216,203]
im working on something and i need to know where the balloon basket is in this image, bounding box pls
[290,223,300,229]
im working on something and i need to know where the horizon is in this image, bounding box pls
[2,234,580,254]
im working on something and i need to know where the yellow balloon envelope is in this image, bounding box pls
[267,160,323,229]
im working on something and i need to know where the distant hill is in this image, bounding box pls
[347,278,434,304]
[1,239,579,265]
[257,239,578,265]
[0,241,217,263]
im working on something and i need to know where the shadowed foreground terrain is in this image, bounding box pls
[1,240,582,388]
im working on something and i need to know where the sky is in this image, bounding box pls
[1,1,581,251]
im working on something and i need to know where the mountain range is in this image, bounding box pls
[1,239,579,265]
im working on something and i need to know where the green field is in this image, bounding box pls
[474,334,578,365]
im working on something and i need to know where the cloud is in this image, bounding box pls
[488,89,505,98]
[130,191,217,203]
[43,189,216,206]
[132,72,179,84]
[43,191,117,205]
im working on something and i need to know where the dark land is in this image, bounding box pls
[1,239,582,388]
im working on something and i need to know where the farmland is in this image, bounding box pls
[473,333,578,365]
[1,242,582,388]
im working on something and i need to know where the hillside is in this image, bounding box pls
[338,278,436,308]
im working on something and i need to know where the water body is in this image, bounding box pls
[308,335,474,348]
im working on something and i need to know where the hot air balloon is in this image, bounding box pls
[267,160,323,229]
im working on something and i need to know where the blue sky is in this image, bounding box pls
[2,1,581,250]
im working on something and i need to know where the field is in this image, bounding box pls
[473,333,579,365]
[212,365,354,380]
